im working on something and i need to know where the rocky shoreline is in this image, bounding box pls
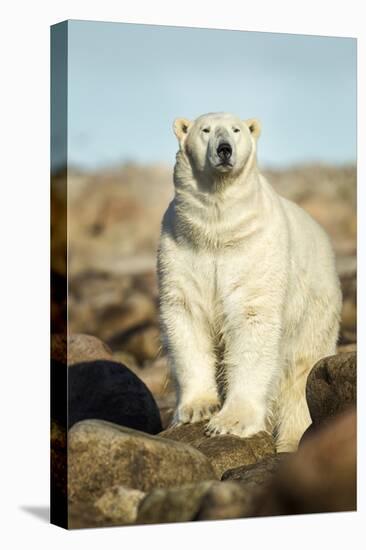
[51,334,356,528]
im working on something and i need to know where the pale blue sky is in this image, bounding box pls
[62,20,356,170]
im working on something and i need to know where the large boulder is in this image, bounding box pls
[160,422,276,477]
[68,360,162,433]
[68,420,217,503]
[306,352,356,427]
[255,408,356,516]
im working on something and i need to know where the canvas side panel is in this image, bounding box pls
[50,20,68,530]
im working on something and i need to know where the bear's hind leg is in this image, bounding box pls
[275,301,340,451]
[274,358,313,452]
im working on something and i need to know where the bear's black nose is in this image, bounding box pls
[217,142,232,161]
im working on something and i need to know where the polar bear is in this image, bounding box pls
[157,112,342,451]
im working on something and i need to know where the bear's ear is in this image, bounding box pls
[173,118,191,141]
[244,118,261,139]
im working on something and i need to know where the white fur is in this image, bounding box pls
[157,113,342,451]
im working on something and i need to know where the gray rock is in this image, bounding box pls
[160,421,207,445]
[306,352,356,427]
[137,479,269,524]
[137,481,215,524]
[68,501,111,529]
[160,422,276,477]
[68,486,146,529]
[195,481,258,521]
[195,455,289,522]
[68,420,217,503]
[95,486,146,524]
[222,454,289,485]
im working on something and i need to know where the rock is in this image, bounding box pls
[306,352,356,427]
[256,408,356,516]
[139,454,288,524]
[137,482,214,524]
[195,455,289,522]
[153,383,176,430]
[69,486,146,529]
[51,419,67,497]
[68,360,162,433]
[68,272,131,320]
[196,433,276,478]
[112,350,139,371]
[68,420,217,503]
[340,270,356,303]
[160,421,208,445]
[337,343,357,354]
[124,356,175,429]
[339,271,357,345]
[51,419,67,526]
[51,334,68,365]
[67,166,173,277]
[339,329,357,346]
[68,502,116,529]
[68,272,157,344]
[196,481,258,521]
[158,405,175,430]
[222,454,289,485]
[131,357,171,398]
[68,334,113,365]
[108,324,160,364]
[95,486,146,524]
[336,256,356,278]
[160,422,276,477]
[51,333,113,366]
[341,299,357,333]
[97,289,156,345]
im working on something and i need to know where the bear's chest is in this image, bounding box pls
[181,241,264,309]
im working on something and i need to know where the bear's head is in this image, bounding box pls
[173,112,261,179]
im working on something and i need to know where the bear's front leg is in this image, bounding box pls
[160,299,221,425]
[206,299,281,438]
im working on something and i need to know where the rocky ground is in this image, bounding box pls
[51,163,357,528]
[51,338,356,528]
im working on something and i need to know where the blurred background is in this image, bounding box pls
[51,21,357,427]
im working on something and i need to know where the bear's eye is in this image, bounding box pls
[233,128,240,133]
[202,128,210,133]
